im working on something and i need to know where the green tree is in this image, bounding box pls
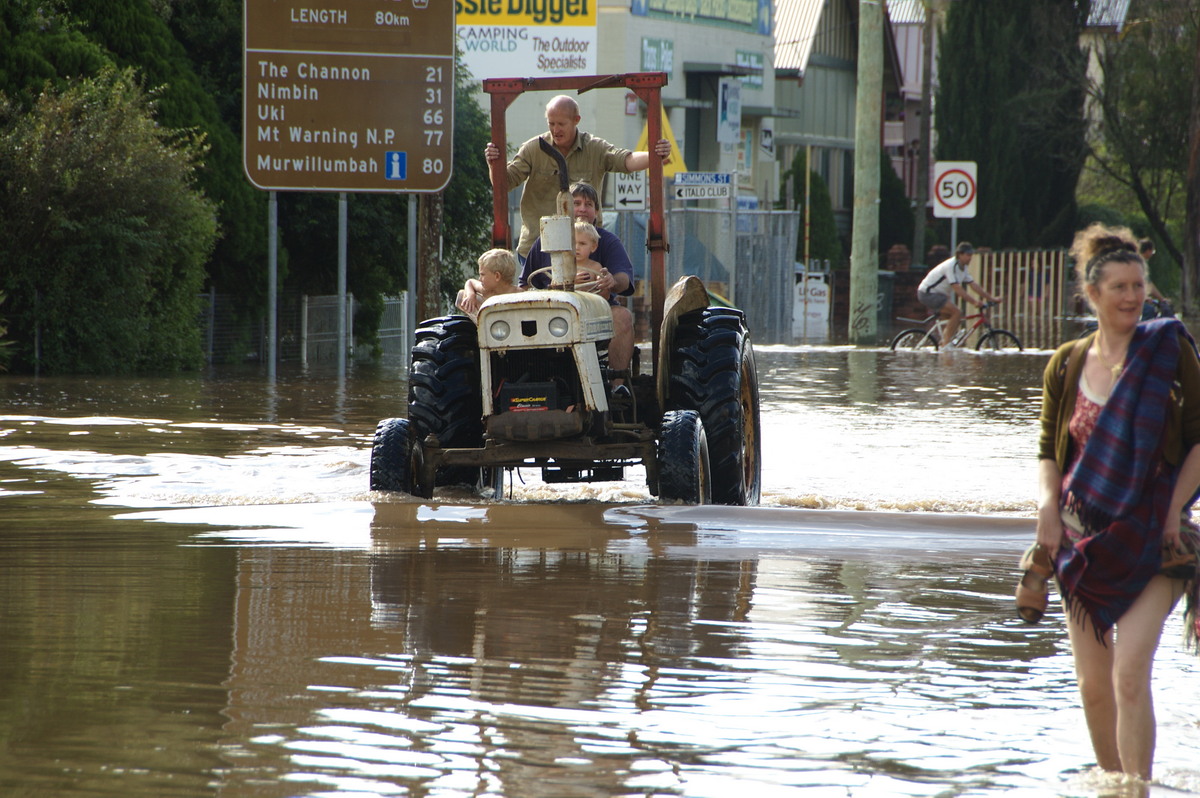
[69,0,267,304]
[0,2,112,104]
[0,68,218,373]
[1081,0,1198,308]
[0,292,12,372]
[441,61,495,295]
[782,149,843,268]
[935,0,1090,248]
[159,0,243,129]
[879,149,915,258]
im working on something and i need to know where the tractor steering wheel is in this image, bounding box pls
[526,263,605,295]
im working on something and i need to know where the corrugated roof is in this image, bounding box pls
[887,0,925,25]
[774,0,826,74]
[1087,0,1131,31]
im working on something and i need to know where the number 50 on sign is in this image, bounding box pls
[933,161,977,219]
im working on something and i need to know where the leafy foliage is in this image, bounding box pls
[1080,0,1198,294]
[935,0,1090,248]
[69,0,267,303]
[0,68,217,373]
[879,149,914,258]
[0,1,112,106]
[441,61,495,297]
[782,149,844,268]
[0,291,12,372]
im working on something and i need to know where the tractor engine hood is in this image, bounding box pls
[476,291,614,350]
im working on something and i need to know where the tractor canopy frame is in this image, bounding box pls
[482,72,671,363]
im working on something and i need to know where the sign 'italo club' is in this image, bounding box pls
[244,0,455,192]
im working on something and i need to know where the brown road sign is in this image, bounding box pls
[244,0,454,192]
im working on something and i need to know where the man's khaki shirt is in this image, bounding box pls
[503,130,632,255]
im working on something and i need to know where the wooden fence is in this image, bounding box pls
[970,250,1075,350]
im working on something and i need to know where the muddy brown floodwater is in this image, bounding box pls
[1,345,1197,797]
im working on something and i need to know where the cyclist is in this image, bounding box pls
[916,242,1002,348]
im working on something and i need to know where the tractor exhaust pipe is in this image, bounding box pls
[537,138,576,291]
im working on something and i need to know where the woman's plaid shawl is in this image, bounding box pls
[1058,318,1193,637]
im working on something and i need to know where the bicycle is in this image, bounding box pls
[889,301,1023,351]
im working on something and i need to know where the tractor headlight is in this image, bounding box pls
[548,316,569,338]
[490,319,511,341]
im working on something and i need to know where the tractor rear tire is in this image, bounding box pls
[668,308,762,506]
[408,315,485,488]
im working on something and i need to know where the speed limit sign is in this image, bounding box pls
[933,161,977,219]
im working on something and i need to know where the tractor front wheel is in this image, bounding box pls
[668,308,761,505]
[658,410,712,504]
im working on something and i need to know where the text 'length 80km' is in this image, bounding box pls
[377,11,410,26]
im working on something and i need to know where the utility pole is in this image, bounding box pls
[417,192,444,321]
[912,0,935,268]
[849,0,883,344]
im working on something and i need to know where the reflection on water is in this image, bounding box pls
[2,349,1199,797]
[203,507,1200,797]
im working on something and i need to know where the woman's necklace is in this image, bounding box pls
[1093,341,1126,383]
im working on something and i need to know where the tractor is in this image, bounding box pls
[370,72,761,505]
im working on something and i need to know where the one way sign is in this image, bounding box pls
[613,171,646,211]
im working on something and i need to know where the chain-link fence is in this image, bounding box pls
[199,292,410,365]
[201,203,805,364]
[609,207,800,344]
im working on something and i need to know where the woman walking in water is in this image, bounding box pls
[1024,223,1200,781]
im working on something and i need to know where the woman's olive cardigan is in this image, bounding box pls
[1038,331,1200,470]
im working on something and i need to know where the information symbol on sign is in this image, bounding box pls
[385,152,407,181]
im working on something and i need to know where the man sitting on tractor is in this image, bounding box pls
[520,181,635,396]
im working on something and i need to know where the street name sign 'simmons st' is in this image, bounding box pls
[672,172,732,201]
[244,0,455,192]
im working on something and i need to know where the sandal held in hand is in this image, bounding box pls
[1016,543,1053,624]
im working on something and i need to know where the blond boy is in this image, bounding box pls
[573,221,607,297]
[456,248,520,318]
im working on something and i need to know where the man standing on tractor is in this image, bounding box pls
[484,94,671,259]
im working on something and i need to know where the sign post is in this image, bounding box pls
[932,161,978,251]
[244,0,456,378]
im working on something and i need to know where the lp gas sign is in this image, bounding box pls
[932,161,977,219]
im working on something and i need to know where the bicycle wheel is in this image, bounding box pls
[890,328,937,350]
[976,329,1023,352]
